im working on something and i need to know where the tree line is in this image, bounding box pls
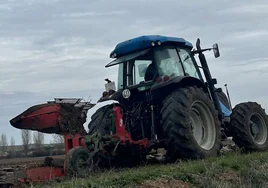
[0,131,64,158]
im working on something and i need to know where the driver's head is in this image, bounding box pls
[144,63,158,81]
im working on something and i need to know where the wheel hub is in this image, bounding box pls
[250,121,260,136]
[190,101,216,150]
[77,156,89,171]
[190,110,204,144]
[249,113,267,145]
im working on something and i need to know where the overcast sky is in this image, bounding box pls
[0,0,268,145]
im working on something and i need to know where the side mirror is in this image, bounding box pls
[213,43,220,58]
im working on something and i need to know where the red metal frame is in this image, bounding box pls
[16,105,149,184]
[18,167,65,183]
[17,134,87,183]
[10,103,61,133]
[64,134,86,154]
[112,106,148,148]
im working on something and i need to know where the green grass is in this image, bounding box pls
[34,151,268,188]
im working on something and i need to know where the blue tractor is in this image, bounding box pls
[87,35,268,162]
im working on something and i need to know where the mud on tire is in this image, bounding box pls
[230,102,268,152]
[161,86,221,160]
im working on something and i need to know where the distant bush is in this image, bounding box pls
[31,149,65,157]
[3,147,65,159]
[5,150,24,158]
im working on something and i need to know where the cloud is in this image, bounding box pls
[0,0,268,144]
[232,30,268,40]
[219,3,268,14]
[62,10,128,18]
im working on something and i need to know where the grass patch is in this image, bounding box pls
[33,151,268,188]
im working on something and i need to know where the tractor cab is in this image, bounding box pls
[102,35,222,115]
[106,35,203,92]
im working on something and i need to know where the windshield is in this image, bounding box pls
[178,48,201,79]
[116,45,201,90]
[154,46,184,77]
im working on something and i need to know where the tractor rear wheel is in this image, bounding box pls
[161,86,221,160]
[230,102,268,151]
[87,105,114,135]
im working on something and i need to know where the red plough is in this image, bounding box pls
[9,99,148,184]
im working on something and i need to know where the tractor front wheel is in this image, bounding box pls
[230,102,268,151]
[161,86,221,160]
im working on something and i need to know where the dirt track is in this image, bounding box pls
[0,155,64,187]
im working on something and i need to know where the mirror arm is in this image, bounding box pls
[192,48,213,54]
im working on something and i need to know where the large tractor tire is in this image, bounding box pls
[230,102,268,151]
[87,104,146,167]
[88,105,114,135]
[216,90,231,110]
[161,86,221,160]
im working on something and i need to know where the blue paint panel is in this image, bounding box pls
[220,102,231,117]
[110,35,193,58]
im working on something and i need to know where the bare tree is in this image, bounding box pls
[10,137,15,146]
[10,136,16,157]
[52,134,64,144]
[0,133,8,154]
[21,130,31,156]
[51,134,64,153]
[33,131,44,151]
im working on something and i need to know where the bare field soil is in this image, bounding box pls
[0,155,64,187]
[0,155,64,165]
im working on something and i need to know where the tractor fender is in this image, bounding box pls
[151,76,207,99]
[98,89,123,103]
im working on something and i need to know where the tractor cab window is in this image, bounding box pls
[118,63,123,89]
[116,51,153,89]
[178,48,201,79]
[123,49,154,88]
[126,59,153,87]
[132,60,152,84]
[154,47,184,77]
